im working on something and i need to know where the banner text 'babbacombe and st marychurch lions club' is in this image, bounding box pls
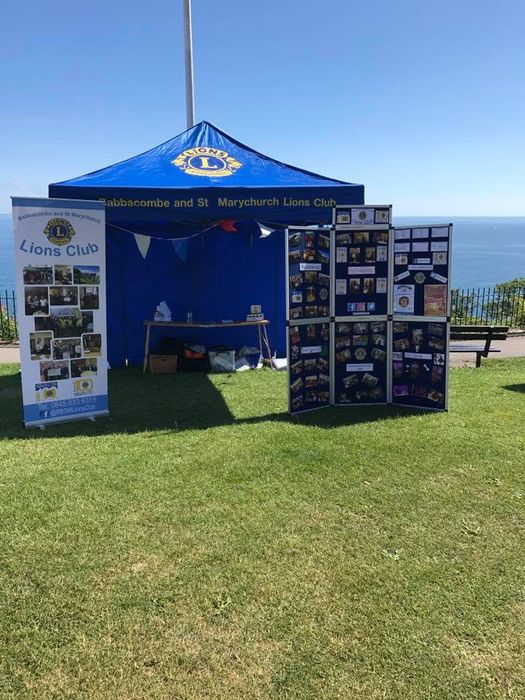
[96,196,338,210]
[12,197,108,427]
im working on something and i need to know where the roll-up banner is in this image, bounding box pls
[12,197,108,427]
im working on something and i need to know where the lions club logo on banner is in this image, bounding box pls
[44,218,76,246]
[74,378,94,395]
[172,147,242,177]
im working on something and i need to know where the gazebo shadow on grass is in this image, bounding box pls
[1,366,426,440]
[502,383,525,394]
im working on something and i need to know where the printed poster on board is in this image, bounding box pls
[392,225,451,317]
[12,197,108,427]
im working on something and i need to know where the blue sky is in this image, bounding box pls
[1,0,524,215]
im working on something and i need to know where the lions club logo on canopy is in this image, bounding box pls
[172,147,242,177]
[43,218,76,246]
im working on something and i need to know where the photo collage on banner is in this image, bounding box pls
[392,321,448,409]
[393,225,451,317]
[333,206,391,317]
[12,197,108,427]
[286,227,331,413]
[334,320,388,405]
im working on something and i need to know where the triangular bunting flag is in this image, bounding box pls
[171,239,188,262]
[218,218,237,233]
[134,233,151,259]
[257,222,274,238]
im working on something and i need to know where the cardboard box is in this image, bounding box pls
[149,354,178,374]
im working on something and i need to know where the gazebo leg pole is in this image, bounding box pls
[143,324,151,374]
[258,325,263,360]
[261,325,273,369]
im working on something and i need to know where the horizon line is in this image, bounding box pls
[1,211,525,218]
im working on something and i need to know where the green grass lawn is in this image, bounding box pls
[0,359,524,699]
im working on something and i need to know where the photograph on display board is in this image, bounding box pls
[23,265,53,285]
[392,320,448,410]
[73,265,100,285]
[34,308,93,338]
[287,229,331,321]
[49,286,79,307]
[24,287,49,316]
[335,206,391,227]
[334,227,389,316]
[79,286,100,310]
[39,360,70,382]
[29,332,53,360]
[393,225,451,316]
[52,338,82,360]
[82,333,102,357]
[288,322,330,414]
[71,358,98,378]
[333,320,387,404]
[54,265,73,285]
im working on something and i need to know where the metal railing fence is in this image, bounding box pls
[451,285,525,327]
[0,289,18,341]
[1,285,524,341]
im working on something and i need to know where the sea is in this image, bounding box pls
[1,214,524,290]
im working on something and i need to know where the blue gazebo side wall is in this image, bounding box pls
[106,224,286,367]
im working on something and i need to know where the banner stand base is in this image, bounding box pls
[25,410,109,430]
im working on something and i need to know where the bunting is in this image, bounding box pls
[171,239,188,262]
[133,233,151,259]
[257,222,274,238]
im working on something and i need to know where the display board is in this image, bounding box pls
[286,211,452,415]
[392,224,451,317]
[391,320,448,410]
[288,322,331,413]
[287,227,331,321]
[333,320,388,404]
[286,225,332,414]
[333,205,392,317]
[12,197,108,427]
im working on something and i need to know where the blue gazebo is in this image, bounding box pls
[50,122,364,366]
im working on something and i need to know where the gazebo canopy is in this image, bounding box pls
[49,121,364,237]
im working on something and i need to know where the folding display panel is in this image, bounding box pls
[333,205,392,318]
[287,227,331,323]
[331,205,391,407]
[391,224,452,411]
[333,319,388,405]
[288,321,331,413]
[285,213,452,415]
[286,226,332,414]
[393,225,452,317]
[391,320,448,410]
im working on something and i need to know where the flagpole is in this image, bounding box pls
[183,0,195,128]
